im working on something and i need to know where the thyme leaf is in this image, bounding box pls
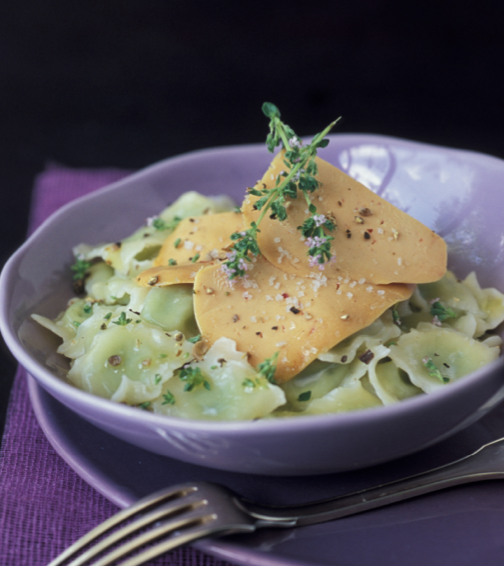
[179,366,210,391]
[257,351,279,384]
[422,357,449,383]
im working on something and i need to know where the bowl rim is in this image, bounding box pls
[2,133,504,435]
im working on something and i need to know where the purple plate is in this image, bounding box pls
[29,373,504,566]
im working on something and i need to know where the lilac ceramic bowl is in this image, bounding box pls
[2,135,504,476]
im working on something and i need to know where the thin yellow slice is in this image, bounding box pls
[242,152,447,285]
[136,264,213,287]
[194,255,413,383]
[154,211,244,267]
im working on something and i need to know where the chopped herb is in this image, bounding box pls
[430,299,458,322]
[112,312,132,326]
[83,303,93,314]
[104,312,112,320]
[242,378,256,388]
[258,351,279,384]
[138,401,151,410]
[168,258,177,266]
[72,320,81,328]
[174,238,181,248]
[422,357,449,383]
[191,253,200,263]
[298,391,312,402]
[71,257,92,281]
[162,390,176,405]
[188,334,201,343]
[158,354,168,358]
[391,305,401,326]
[152,216,181,232]
[154,374,162,385]
[179,366,210,391]
[210,365,218,370]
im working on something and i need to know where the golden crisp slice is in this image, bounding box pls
[154,211,244,267]
[194,255,413,383]
[242,152,447,285]
[136,263,213,287]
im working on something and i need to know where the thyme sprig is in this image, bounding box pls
[222,103,340,281]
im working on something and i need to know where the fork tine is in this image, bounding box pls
[86,509,217,566]
[65,499,207,566]
[47,484,198,566]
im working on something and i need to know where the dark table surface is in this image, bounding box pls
[2,0,504,441]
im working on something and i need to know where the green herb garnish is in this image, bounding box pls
[174,238,181,249]
[392,305,401,326]
[168,259,177,266]
[221,103,340,281]
[71,257,92,281]
[430,299,458,322]
[154,374,162,385]
[297,391,312,402]
[151,215,182,232]
[179,366,211,391]
[422,357,449,383]
[257,351,279,384]
[242,378,256,389]
[191,253,200,263]
[162,390,176,405]
[187,334,201,344]
[112,311,132,326]
[138,401,151,410]
[83,303,93,314]
[103,312,112,320]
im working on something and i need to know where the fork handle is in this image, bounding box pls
[240,437,504,527]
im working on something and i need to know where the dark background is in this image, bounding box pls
[1,0,504,438]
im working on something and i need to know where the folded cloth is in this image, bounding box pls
[0,165,232,566]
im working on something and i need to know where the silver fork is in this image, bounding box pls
[48,436,504,566]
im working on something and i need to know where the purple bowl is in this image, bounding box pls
[2,135,504,476]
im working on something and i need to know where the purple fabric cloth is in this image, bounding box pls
[0,165,233,566]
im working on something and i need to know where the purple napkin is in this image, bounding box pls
[0,164,232,566]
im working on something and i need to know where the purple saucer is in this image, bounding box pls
[29,373,504,566]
